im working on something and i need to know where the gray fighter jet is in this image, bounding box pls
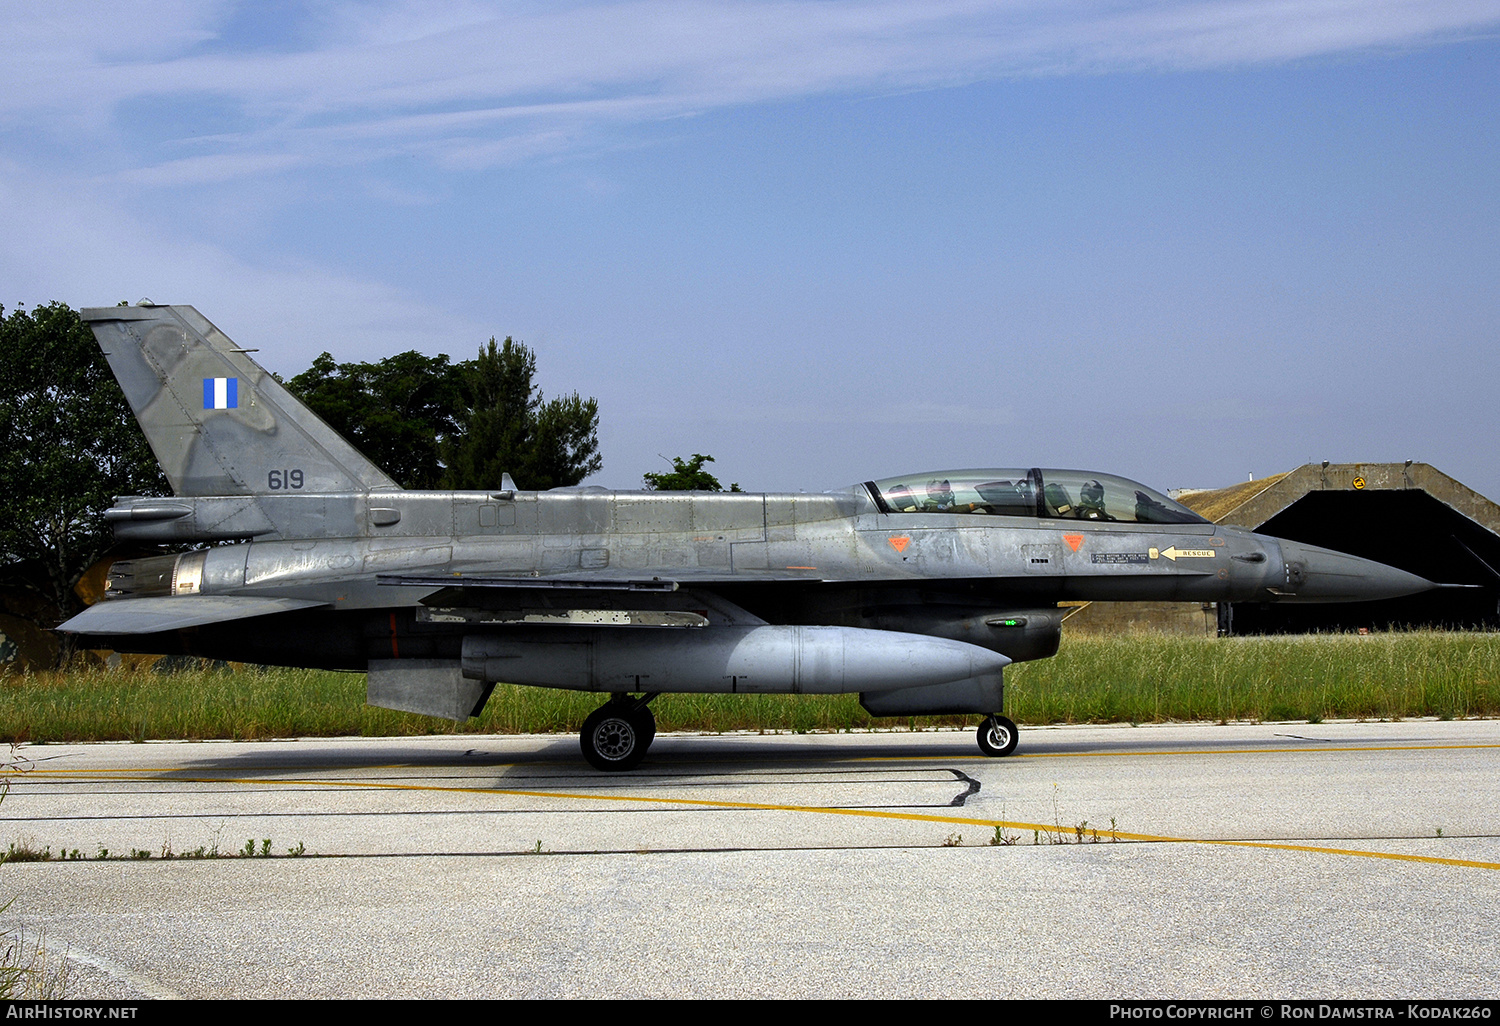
[60,304,1434,769]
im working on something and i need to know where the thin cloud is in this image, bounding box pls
[3,1,1497,177]
[118,151,304,186]
[0,159,482,366]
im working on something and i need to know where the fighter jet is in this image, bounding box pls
[59,304,1434,770]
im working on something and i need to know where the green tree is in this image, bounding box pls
[442,337,601,490]
[643,454,741,492]
[285,350,463,489]
[0,302,169,628]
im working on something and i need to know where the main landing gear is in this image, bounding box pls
[977,714,1019,757]
[580,694,658,771]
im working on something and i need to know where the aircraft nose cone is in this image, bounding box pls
[1276,539,1435,602]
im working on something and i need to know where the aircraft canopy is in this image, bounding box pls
[868,469,1207,525]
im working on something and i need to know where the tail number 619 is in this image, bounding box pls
[268,469,304,490]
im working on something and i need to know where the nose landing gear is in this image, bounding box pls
[977,714,1019,757]
[580,694,658,771]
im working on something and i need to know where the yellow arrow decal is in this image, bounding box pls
[1159,546,1217,561]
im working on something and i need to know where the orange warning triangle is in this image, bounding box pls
[1063,533,1083,552]
[888,536,910,553]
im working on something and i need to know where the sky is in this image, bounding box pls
[2,0,1497,498]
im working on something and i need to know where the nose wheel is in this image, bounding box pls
[977,714,1019,757]
[580,696,657,771]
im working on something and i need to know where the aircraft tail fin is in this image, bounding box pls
[83,304,400,497]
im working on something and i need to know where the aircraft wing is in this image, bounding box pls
[378,570,798,627]
[58,596,331,635]
[378,566,835,592]
[380,573,682,592]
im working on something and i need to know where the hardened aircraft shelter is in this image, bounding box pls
[1064,462,1500,635]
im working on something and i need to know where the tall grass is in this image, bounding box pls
[1,632,1496,742]
[1008,631,1500,724]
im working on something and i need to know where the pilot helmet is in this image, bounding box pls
[1080,480,1106,508]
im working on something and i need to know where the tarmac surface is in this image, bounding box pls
[1,719,1498,999]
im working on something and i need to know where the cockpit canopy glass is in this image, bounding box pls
[868,469,1207,525]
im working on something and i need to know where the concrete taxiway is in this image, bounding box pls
[1,719,1497,999]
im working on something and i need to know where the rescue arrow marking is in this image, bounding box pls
[1158,546,1216,561]
[1063,533,1083,552]
[888,536,910,553]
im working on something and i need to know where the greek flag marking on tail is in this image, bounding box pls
[203,377,238,409]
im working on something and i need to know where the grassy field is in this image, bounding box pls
[1,632,1496,743]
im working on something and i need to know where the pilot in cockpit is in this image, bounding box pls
[1076,479,1114,520]
[925,479,956,511]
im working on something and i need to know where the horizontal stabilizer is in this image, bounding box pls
[59,596,330,635]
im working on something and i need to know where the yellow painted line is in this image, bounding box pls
[867,742,1500,761]
[4,764,422,777]
[15,770,1500,874]
[7,741,1500,778]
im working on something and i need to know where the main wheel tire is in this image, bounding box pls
[977,715,1019,757]
[632,704,656,748]
[581,705,650,771]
